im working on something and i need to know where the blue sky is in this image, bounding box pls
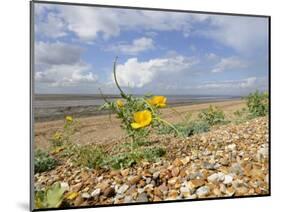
[34,3,269,96]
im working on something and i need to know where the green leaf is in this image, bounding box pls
[46,183,66,208]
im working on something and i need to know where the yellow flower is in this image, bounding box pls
[50,146,64,154]
[148,96,167,107]
[131,110,152,129]
[116,99,124,108]
[65,116,73,123]
[53,132,62,141]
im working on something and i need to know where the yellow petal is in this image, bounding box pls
[148,96,167,107]
[158,103,166,108]
[65,116,73,123]
[131,110,152,129]
[131,122,142,129]
[116,99,124,108]
[65,192,78,200]
[50,147,64,154]
[133,111,144,123]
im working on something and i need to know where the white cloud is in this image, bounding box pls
[106,37,154,55]
[198,16,268,53]
[211,56,247,73]
[35,5,208,42]
[114,55,198,88]
[35,63,98,86]
[35,41,83,65]
[35,41,97,86]
[36,13,68,38]
[206,53,219,61]
[197,77,257,89]
[35,5,268,55]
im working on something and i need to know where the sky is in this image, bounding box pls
[34,3,269,96]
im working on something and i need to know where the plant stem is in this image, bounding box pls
[156,117,182,136]
[113,56,127,99]
[141,98,181,136]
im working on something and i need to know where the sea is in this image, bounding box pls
[33,94,241,121]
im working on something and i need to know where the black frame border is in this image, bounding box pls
[30,1,271,211]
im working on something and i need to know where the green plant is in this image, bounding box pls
[245,91,268,117]
[35,182,66,209]
[233,107,247,117]
[104,147,166,169]
[49,115,78,150]
[198,105,226,125]
[233,107,251,124]
[70,145,105,169]
[100,57,179,151]
[158,120,209,137]
[34,150,57,173]
[142,147,166,161]
[104,152,141,169]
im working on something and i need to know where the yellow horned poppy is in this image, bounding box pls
[53,132,62,141]
[65,116,73,123]
[131,110,152,129]
[148,96,167,107]
[50,146,64,154]
[116,99,124,108]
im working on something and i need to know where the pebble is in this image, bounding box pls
[172,167,180,177]
[72,182,83,192]
[180,186,191,197]
[152,171,160,179]
[96,181,110,192]
[117,184,129,194]
[60,182,69,191]
[181,156,191,165]
[187,179,205,190]
[128,175,140,185]
[91,188,101,198]
[196,186,210,197]
[136,192,148,202]
[173,158,183,167]
[103,187,115,198]
[207,172,225,183]
[35,117,269,206]
[227,144,236,151]
[81,192,91,199]
[124,196,133,203]
[203,161,220,170]
[223,175,233,185]
[257,145,268,161]
[230,163,243,175]
[121,169,130,177]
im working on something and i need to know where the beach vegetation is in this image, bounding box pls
[35,182,66,209]
[198,105,227,125]
[103,147,166,170]
[34,149,57,174]
[158,120,210,137]
[99,57,180,159]
[70,145,105,169]
[233,107,250,124]
[245,91,268,117]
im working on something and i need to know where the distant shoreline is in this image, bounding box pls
[34,97,241,122]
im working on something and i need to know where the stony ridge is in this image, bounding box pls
[35,117,269,207]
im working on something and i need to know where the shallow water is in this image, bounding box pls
[33,94,240,121]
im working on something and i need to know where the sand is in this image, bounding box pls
[34,99,246,149]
